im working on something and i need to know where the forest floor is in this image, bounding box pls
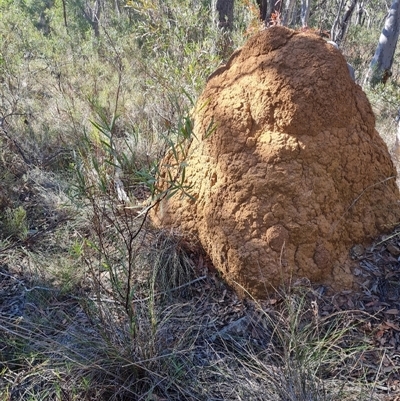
[2,222,400,400]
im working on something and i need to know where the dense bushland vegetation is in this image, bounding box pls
[1,0,400,399]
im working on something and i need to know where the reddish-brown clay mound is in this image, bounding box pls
[151,26,400,298]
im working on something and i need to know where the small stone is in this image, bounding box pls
[350,244,365,259]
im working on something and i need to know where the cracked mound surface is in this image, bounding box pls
[151,26,400,298]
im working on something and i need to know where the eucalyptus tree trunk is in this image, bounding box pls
[215,0,234,29]
[301,0,310,27]
[331,0,357,44]
[83,0,102,37]
[282,0,297,26]
[61,0,68,28]
[37,0,55,35]
[92,0,101,37]
[355,1,365,25]
[114,0,121,17]
[365,0,400,86]
[257,0,276,24]
[261,0,310,27]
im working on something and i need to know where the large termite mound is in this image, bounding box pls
[151,26,400,298]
